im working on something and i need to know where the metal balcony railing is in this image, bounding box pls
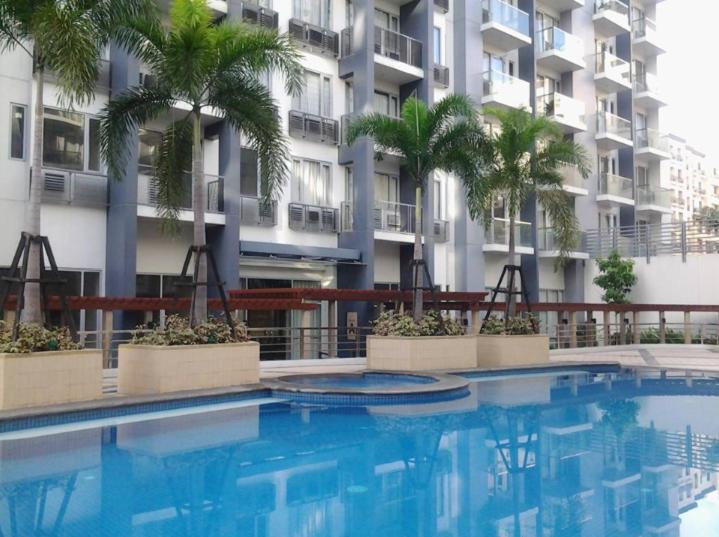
[596,111,632,140]
[433,64,450,87]
[288,18,339,56]
[40,168,108,208]
[239,1,278,29]
[137,169,223,212]
[240,195,277,226]
[482,0,530,36]
[598,173,633,199]
[635,128,669,152]
[374,200,418,234]
[288,202,338,233]
[288,110,339,145]
[484,217,532,248]
[535,26,583,59]
[594,51,631,84]
[374,27,423,68]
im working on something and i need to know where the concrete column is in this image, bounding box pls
[684,311,692,344]
[300,309,313,359]
[603,311,611,346]
[102,310,114,368]
[659,311,666,343]
[328,300,338,358]
[632,311,641,344]
[471,309,481,335]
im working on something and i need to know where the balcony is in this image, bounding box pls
[635,186,672,214]
[483,217,534,254]
[597,173,634,206]
[535,27,586,72]
[288,18,339,57]
[137,170,225,224]
[595,111,632,150]
[374,200,418,242]
[288,110,339,145]
[482,70,530,111]
[40,169,107,208]
[433,64,450,88]
[540,0,584,10]
[634,128,671,162]
[238,1,278,29]
[373,27,424,83]
[560,164,589,196]
[239,195,277,226]
[594,52,631,94]
[633,72,666,108]
[288,202,338,233]
[537,228,588,259]
[536,93,586,133]
[632,17,665,56]
[592,0,630,37]
[434,0,450,12]
[481,0,531,53]
[42,59,111,92]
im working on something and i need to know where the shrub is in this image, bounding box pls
[481,315,539,336]
[132,315,249,346]
[372,310,465,337]
[0,321,80,353]
[593,251,637,304]
[639,327,689,344]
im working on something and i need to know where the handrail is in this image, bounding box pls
[374,26,423,68]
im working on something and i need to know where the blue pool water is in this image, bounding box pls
[1,369,719,536]
[282,372,436,388]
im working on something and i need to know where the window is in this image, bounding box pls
[138,129,162,174]
[43,108,84,170]
[344,167,353,203]
[293,0,331,28]
[373,91,399,117]
[88,118,101,172]
[10,104,26,160]
[374,8,399,32]
[293,70,332,117]
[292,158,331,206]
[433,26,442,65]
[374,173,398,202]
[240,147,260,197]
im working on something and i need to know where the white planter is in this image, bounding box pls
[118,342,260,395]
[0,350,102,410]
[476,334,550,368]
[367,335,478,371]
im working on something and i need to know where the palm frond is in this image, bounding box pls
[427,94,477,139]
[536,187,580,265]
[346,113,410,157]
[153,117,194,233]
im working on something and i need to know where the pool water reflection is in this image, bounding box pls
[1,369,719,536]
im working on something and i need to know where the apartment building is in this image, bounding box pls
[0,0,668,337]
[660,134,719,221]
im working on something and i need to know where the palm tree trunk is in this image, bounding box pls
[21,65,45,325]
[191,110,207,325]
[412,185,423,322]
[506,211,517,318]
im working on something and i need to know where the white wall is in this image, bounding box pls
[374,241,400,284]
[136,220,193,274]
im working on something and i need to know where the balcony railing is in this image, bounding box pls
[137,169,223,212]
[239,1,278,29]
[594,0,629,19]
[484,217,532,248]
[536,93,585,125]
[596,111,632,140]
[40,168,107,207]
[598,173,633,199]
[374,27,422,68]
[288,110,339,145]
[635,186,672,208]
[288,202,338,233]
[288,18,339,56]
[374,200,418,234]
[633,72,660,94]
[483,69,530,108]
[482,0,530,36]
[240,195,277,226]
[560,163,587,190]
[535,26,583,58]
[632,16,658,42]
[635,128,668,153]
[594,51,631,84]
[433,64,450,87]
[537,228,586,252]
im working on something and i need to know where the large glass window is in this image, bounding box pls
[373,91,399,117]
[374,173,398,202]
[10,104,26,160]
[88,118,101,172]
[433,26,442,64]
[293,0,331,28]
[43,108,84,170]
[292,158,332,206]
[293,70,332,117]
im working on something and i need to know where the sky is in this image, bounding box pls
[657,0,718,160]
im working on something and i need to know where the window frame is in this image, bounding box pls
[293,69,333,118]
[291,156,333,206]
[9,103,27,161]
[42,106,105,174]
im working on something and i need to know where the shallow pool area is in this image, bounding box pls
[277,372,437,388]
[1,367,718,536]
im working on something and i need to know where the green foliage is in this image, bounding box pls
[481,315,539,335]
[593,251,637,304]
[371,310,465,337]
[132,314,249,346]
[0,321,80,353]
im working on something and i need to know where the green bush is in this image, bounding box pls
[481,315,539,336]
[0,321,80,354]
[372,310,465,337]
[132,315,249,346]
[639,327,688,344]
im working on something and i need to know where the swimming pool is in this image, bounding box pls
[1,368,718,536]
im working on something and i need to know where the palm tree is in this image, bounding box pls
[346,95,487,321]
[100,0,302,325]
[463,107,591,316]
[0,0,152,325]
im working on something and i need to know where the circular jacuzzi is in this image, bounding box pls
[265,371,469,405]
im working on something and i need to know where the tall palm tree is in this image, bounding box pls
[0,0,153,325]
[100,0,302,325]
[347,95,487,321]
[463,107,591,316]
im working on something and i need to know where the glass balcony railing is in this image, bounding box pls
[536,92,585,126]
[535,27,583,59]
[482,0,530,36]
[485,217,533,248]
[633,72,660,94]
[537,228,586,252]
[374,200,419,234]
[635,128,669,153]
[594,51,631,85]
[632,16,659,42]
[598,173,633,199]
[560,163,587,190]
[596,111,632,140]
[483,69,530,108]
[636,186,672,208]
[594,0,629,20]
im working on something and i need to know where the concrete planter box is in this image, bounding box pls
[476,334,550,368]
[367,335,477,371]
[118,342,260,395]
[0,350,102,410]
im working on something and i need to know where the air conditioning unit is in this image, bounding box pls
[288,203,305,229]
[41,170,70,203]
[306,206,321,231]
